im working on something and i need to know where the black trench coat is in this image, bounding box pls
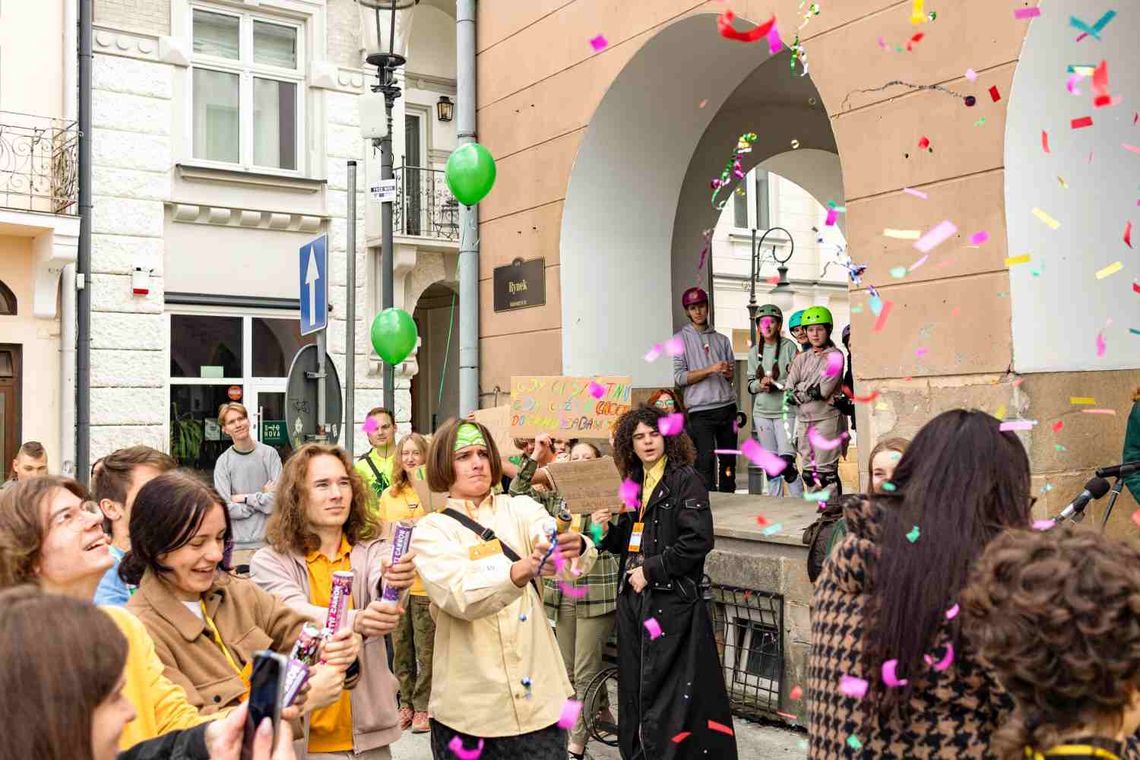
[601,459,738,760]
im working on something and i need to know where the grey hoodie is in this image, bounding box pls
[672,322,736,413]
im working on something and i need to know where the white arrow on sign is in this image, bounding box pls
[304,246,320,327]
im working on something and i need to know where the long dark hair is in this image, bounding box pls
[120,472,233,586]
[0,585,128,760]
[612,405,696,483]
[863,409,1031,713]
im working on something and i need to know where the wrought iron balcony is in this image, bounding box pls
[392,165,459,241]
[0,111,79,216]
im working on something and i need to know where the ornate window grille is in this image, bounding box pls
[392,165,459,241]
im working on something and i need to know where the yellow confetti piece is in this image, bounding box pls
[883,228,922,240]
[1057,176,1068,189]
[910,0,925,24]
[1031,207,1060,230]
[995,404,1007,420]
[1095,261,1123,279]
[1070,397,1096,405]
[1005,254,1032,266]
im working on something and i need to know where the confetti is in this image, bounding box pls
[644,343,663,362]
[847,735,864,750]
[924,643,955,671]
[988,85,1001,102]
[839,675,869,699]
[945,604,960,620]
[619,479,640,510]
[917,136,930,150]
[903,186,928,199]
[1032,208,1060,230]
[910,0,925,25]
[872,300,895,332]
[754,514,770,527]
[969,231,989,246]
[906,525,920,543]
[999,420,1037,431]
[671,732,692,744]
[664,336,684,356]
[1042,131,1050,153]
[589,34,608,52]
[1082,408,1116,416]
[825,207,838,226]
[761,523,783,536]
[1070,10,1116,40]
[884,228,922,240]
[914,220,958,253]
[881,659,909,687]
[362,417,379,434]
[587,380,606,399]
[1005,254,1032,267]
[658,412,686,436]
[1014,7,1041,19]
[845,386,881,404]
[1096,332,1107,357]
[1134,281,1140,294]
[1058,176,1068,189]
[1070,396,1096,405]
[905,32,924,52]
[740,439,788,477]
[1052,421,1064,432]
[1096,261,1123,279]
[776,711,799,721]
[790,685,804,700]
[1067,73,1084,96]
[1125,221,1133,249]
[767,23,783,55]
[915,347,929,358]
[804,490,832,501]
[708,720,735,736]
[808,426,847,452]
[643,617,663,639]
[558,581,587,598]
[1133,510,1140,530]
[448,736,484,760]
[698,98,708,109]
[558,699,583,729]
[965,68,978,81]
[823,351,845,377]
[909,254,929,272]
[1124,144,1140,154]
[716,10,776,43]
[1033,519,1056,531]
[1071,116,1093,129]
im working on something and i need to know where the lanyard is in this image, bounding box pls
[200,600,244,678]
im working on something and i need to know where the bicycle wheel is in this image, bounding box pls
[582,665,620,746]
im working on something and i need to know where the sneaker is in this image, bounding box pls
[411,711,431,733]
[398,706,414,730]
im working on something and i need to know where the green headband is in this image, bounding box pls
[454,423,487,451]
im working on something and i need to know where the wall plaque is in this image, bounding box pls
[493,257,546,312]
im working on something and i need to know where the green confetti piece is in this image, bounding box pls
[761,523,784,536]
[1130,328,1140,336]
[847,734,863,750]
[803,490,831,501]
[851,304,864,314]
[1055,444,1068,452]
[974,117,986,126]
[881,481,897,492]
[589,524,603,544]
[889,266,908,279]
[906,525,920,543]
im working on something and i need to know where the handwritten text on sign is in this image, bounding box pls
[510,376,632,439]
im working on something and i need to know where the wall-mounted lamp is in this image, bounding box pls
[436,95,454,122]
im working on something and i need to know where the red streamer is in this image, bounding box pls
[707,720,735,736]
[716,11,776,43]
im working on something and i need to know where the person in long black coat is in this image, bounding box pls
[598,405,737,760]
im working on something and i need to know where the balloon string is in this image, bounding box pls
[436,290,457,409]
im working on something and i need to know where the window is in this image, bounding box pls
[755,170,770,229]
[190,7,302,171]
[0,280,15,315]
[730,169,770,230]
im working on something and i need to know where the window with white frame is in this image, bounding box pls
[732,168,771,230]
[190,7,303,171]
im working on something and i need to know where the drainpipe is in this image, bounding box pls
[76,0,93,483]
[59,0,78,478]
[456,0,478,415]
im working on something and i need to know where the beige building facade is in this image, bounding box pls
[475,0,1139,528]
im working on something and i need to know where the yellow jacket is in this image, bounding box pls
[101,605,211,751]
[377,483,427,596]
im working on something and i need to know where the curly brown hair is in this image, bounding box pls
[612,405,696,482]
[961,525,1140,759]
[264,444,380,555]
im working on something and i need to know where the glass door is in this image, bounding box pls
[248,385,293,462]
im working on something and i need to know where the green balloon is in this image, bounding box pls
[445,143,497,206]
[370,308,418,366]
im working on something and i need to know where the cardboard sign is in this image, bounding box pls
[510,376,632,439]
[410,472,449,513]
[545,457,623,514]
[470,405,520,457]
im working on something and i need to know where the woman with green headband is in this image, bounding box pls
[410,418,598,760]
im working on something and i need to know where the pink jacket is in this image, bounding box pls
[249,539,402,754]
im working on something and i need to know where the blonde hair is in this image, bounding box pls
[217,402,248,428]
[390,433,429,493]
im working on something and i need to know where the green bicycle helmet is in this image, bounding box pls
[800,305,834,327]
[788,309,805,329]
[755,304,783,322]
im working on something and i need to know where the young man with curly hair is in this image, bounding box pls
[962,526,1140,760]
[250,443,417,760]
[596,405,736,760]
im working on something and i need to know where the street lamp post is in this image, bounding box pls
[362,0,418,416]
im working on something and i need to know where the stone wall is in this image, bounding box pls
[95,0,170,36]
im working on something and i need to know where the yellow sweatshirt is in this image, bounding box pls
[102,605,212,751]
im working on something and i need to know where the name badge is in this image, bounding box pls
[468,538,503,560]
[628,522,645,553]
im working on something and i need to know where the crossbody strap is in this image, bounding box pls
[441,507,542,597]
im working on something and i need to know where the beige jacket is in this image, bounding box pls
[785,344,845,422]
[411,493,597,738]
[250,538,402,753]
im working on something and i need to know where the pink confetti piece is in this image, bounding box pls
[839,674,869,699]
[881,659,909,687]
[664,336,685,357]
[448,736,484,760]
[969,231,989,246]
[808,426,847,452]
[1081,408,1117,415]
[1125,221,1133,249]
[558,580,587,598]
[1042,131,1050,153]
[767,23,783,55]
[790,685,804,700]
[362,417,379,434]
[589,34,608,52]
[644,343,663,362]
[872,300,895,333]
[698,98,708,109]
[1071,115,1094,129]
[587,380,606,399]
[823,351,844,377]
[644,617,663,639]
[558,699,583,729]
[1014,7,1041,19]
[1096,332,1106,357]
[903,186,928,199]
[740,438,788,477]
[964,68,978,82]
[657,412,686,436]
[909,254,929,272]
[1032,519,1055,531]
[914,220,958,254]
[999,420,1037,431]
[945,604,959,620]
[825,207,838,226]
[1067,73,1084,96]
[619,478,640,510]
[915,347,929,358]
[923,643,955,672]
[1132,509,1140,530]
[1124,143,1140,154]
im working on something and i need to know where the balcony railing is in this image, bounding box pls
[392,165,459,242]
[0,111,79,216]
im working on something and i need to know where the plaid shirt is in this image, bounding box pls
[509,457,619,618]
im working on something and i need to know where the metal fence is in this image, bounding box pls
[710,584,784,717]
[392,165,459,241]
[0,111,79,216]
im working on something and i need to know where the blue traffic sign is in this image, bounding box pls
[299,234,328,336]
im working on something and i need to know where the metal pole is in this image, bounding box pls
[381,70,396,414]
[317,332,327,441]
[456,0,479,416]
[76,0,93,482]
[748,227,758,349]
[345,160,357,458]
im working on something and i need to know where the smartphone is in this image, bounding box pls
[241,650,287,760]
